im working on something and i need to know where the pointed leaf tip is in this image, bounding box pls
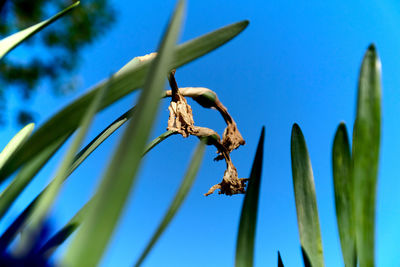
[235,127,264,267]
[278,251,284,267]
[368,43,376,52]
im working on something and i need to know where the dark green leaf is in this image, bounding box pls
[352,44,381,267]
[278,251,284,267]
[142,130,177,155]
[291,124,324,267]
[332,123,356,267]
[235,127,265,267]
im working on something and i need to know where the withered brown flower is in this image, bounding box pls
[204,160,248,196]
[167,93,195,138]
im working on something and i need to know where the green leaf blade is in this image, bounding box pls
[332,123,356,267]
[0,123,34,170]
[0,134,69,220]
[134,141,205,267]
[352,44,382,267]
[0,1,79,59]
[235,127,265,267]
[14,66,109,256]
[290,124,324,267]
[35,130,179,258]
[63,1,185,266]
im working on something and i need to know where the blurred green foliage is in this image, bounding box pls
[0,0,115,124]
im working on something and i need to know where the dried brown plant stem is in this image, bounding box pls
[165,72,247,196]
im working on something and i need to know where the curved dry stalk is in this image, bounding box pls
[165,72,247,196]
[165,86,245,159]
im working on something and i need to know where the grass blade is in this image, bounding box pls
[0,2,79,59]
[0,19,249,181]
[291,123,324,267]
[0,123,34,170]
[63,1,185,266]
[352,44,381,267]
[332,123,356,267]
[134,141,205,267]
[235,127,265,267]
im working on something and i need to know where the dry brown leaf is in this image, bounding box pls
[167,93,194,138]
[204,162,248,196]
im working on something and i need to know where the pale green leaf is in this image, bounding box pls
[0,134,69,219]
[0,123,34,170]
[291,124,324,267]
[36,130,177,257]
[63,1,185,266]
[134,141,205,267]
[0,2,79,60]
[15,71,109,255]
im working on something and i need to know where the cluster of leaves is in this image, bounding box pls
[0,0,115,124]
[0,1,265,266]
[284,44,381,267]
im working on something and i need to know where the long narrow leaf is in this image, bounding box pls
[291,124,324,267]
[16,71,109,255]
[38,130,178,257]
[63,2,185,266]
[143,130,177,155]
[71,107,135,172]
[332,123,356,267]
[134,141,205,267]
[0,2,79,59]
[235,127,265,267]
[0,19,249,181]
[0,123,34,170]
[39,197,93,258]
[0,108,134,220]
[0,134,70,219]
[352,44,381,267]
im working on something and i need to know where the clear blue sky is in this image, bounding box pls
[2,0,400,266]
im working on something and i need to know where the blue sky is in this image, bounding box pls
[2,0,400,266]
